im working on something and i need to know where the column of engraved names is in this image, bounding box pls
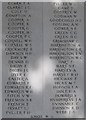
[2,2,33,117]
[49,3,84,117]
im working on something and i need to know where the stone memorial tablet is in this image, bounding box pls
[1,2,85,119]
